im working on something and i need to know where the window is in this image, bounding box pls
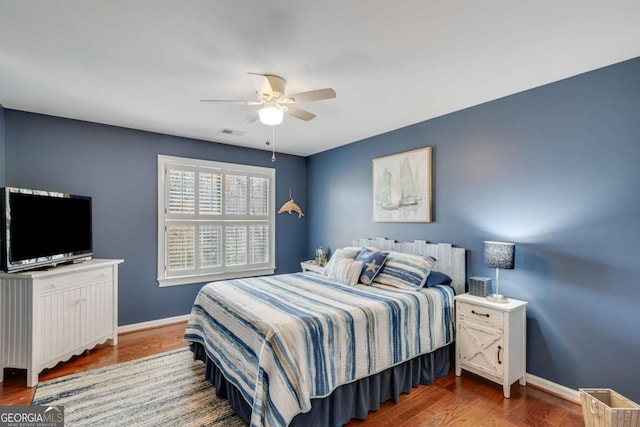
[157,155,275,287]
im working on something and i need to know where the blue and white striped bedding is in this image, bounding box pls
[184,272,455,427]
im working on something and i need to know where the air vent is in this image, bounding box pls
[218,128,246,137]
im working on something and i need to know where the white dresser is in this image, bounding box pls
[0,259,123,387]
[455,293,527,398]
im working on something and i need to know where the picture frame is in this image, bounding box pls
[372,147,432,222]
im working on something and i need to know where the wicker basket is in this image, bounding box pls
[580,389,640,427]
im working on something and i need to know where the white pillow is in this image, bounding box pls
[322,247,360,276]
[326,258,363,285]
[333,247,361,259]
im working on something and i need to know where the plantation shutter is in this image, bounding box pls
[158,155,275,287]
[199,172,222,215]
[249,224,269,264]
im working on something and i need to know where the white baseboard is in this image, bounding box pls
[526,373,580,404]
[118,314,190,334]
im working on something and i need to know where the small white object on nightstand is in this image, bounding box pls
[455,293,527,398]
[300,260,325,274]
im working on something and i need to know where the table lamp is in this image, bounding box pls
[483,241,515,303]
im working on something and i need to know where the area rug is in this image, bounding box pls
[32,348,246,426]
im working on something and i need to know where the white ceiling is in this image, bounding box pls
[1,1,639,157]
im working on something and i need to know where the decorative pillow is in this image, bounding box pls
[425,270,452,287]
[355,249,388,285]
[322,247,361,276]
[333,247,362,259]
[373,251,437,290]
[326,258,364,285]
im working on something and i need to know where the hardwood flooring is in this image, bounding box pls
[0,321,585,426]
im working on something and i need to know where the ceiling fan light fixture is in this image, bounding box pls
[259,106,284,126]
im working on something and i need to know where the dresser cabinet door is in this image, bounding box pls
[458,320,504,381]
[80,280,115,345]
[37,288,83,366]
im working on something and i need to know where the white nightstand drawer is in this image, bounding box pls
[458,301,504,327]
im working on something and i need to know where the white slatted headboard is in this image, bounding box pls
[353,237,466,295]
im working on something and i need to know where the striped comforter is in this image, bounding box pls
[184,272,455,427]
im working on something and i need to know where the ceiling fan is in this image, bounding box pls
[200,73,336,126]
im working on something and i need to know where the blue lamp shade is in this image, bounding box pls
[483,241,515,270]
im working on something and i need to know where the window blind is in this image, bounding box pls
[157,155,275,286]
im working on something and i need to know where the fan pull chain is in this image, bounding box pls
[264,126,276,162]
[271,125,276,162]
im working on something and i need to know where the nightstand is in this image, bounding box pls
[300,260,325,274]
[455,293,527,398]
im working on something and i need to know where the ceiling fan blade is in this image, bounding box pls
[200,99,262,105]
[242,110,260,124]
[248,73,286,97]
[247,73,272,96]
[285,88,336,103]
[285,106,316,121]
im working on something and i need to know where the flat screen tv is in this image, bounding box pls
[1,187,93,273]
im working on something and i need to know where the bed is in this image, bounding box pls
[184,238,466,427]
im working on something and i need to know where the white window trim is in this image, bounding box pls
[157,154,276,287]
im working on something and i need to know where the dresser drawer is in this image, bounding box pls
[458,301,504,327]
[36,267,113,295]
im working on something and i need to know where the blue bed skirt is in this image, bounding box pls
[190,342,452,426]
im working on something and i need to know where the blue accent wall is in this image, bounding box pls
[307,57,640,400]
[4,111,307,326]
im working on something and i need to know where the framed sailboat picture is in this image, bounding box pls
[372,147,432,222]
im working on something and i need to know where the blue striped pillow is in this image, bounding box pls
[373,251,437,290]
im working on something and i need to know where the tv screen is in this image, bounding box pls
[1,187,93,272]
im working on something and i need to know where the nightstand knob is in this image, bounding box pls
[497,345,503,364]
[471,309,490,318]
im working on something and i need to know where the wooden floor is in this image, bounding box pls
[0,322,585,426]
